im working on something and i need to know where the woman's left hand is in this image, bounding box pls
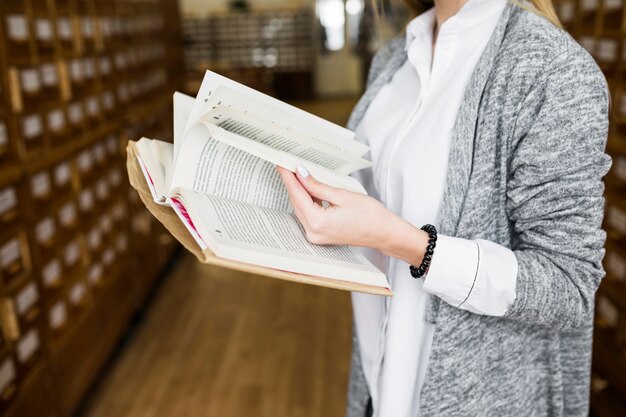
[277,165,428,264]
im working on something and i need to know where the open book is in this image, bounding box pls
[129,70,391,296]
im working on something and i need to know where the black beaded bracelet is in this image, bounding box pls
[409,224,437,279]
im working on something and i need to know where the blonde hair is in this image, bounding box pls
[399,0,562,28]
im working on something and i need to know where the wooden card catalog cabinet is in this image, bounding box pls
[40,257,62,293]
[30,170,53,207]
[19,113,45,154]
[34,215,58,259]
[15,327,41,377]
[11,279,40,329]
[0,232,29,286]
[0,184,20,230]
[47,299,68,335]
[0,355,17,410]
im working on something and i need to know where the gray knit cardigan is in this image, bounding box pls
[345,3,611,417]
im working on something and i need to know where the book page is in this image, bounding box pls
[203,106,371,175]
[195,122,368,195]
[179,190,388,287]
[185,71,369,157]
[135,138,173,204]
[170,126,291,212]
[173,92,195,163]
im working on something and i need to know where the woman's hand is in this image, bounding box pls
[277,165,429,265]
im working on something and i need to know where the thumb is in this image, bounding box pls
[295,164,345,204]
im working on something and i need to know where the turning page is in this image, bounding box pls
[170,125,291,211]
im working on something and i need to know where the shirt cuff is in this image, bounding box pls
[422,235,518,316]
[422,235,479,308]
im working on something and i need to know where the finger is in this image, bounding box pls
[277,166,318,218]
[295,164,348,205]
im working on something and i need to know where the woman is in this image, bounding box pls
[278,0,611,416]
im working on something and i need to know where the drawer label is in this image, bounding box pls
[41,63,58,87]
[36,217,56,244]
[6,15,28,41]
[54,162,71,186]
[22,114,43,139]
[0,238,21,269]
[21,69,40,94]
[15,281,38,316]
[0,187,17,215]
[17,329,40,363]
[31,172,51,198]
[88,264,103,285]
[36,19,53,41]
[0,123,7,147]
[49,301,67,329]
[69,282,87,305]
[59,202,77,227]
[64,241,80,266]
[42,259,61,286]
[0,358,16,394]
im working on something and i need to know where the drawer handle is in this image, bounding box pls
[0,383,16,401]
[24,307,40,323]
[7,68,23,113]
[5,261,22,276]
[0,298,20,341]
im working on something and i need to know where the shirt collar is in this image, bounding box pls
[404,0,506,51]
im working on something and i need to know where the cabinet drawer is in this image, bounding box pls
[0,182,22,230]
[0,230,30,287]
[9,278,41,331]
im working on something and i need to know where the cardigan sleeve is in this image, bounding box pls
[503,48,612,330]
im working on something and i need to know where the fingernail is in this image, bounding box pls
[296,164,309,178]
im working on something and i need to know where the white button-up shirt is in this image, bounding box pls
[351,1,516,416]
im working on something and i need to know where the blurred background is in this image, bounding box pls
[0,0,624,416]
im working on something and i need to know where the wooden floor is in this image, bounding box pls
[78,253,354,417]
